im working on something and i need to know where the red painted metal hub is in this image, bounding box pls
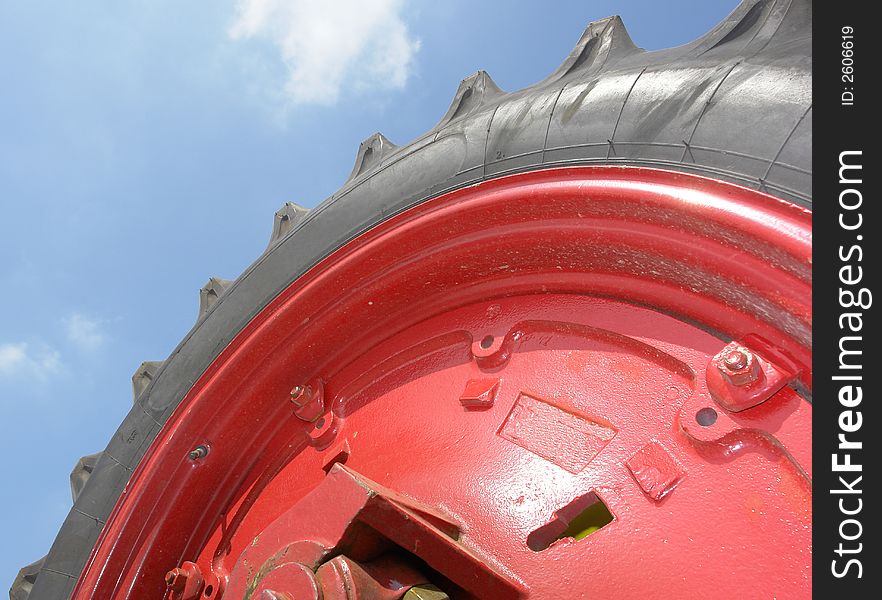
[73,167,812,599]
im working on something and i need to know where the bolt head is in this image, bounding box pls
[290,380,326,421]
[722,349,748,371]
[188,445,208,460]
[165,568,186,591]
[290,385,310,408]
[715,346,762,386]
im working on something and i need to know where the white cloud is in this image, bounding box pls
[229,0,420,105]
[0,342,62,379]
[63,313,108,351]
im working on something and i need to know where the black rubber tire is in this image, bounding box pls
[14,1,811,598]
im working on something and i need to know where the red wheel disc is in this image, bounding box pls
[73,167,811,599]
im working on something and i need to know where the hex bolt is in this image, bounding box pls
[722,349,749,371]
[188,445,209,461]
[715,346,763,387]
[290,385,309,407]
[290,381,326,422]
[165,568,187,592]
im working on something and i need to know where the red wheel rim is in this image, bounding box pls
[73,167,811,599]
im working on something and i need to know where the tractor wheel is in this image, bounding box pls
[13,1,811,598]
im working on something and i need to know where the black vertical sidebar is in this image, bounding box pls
[814,1,877,597]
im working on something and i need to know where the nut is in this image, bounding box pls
[722,349,748,371]
[715,346,763,387]
[188,445,209,460]
[290,380,325,422]
[165,568,187,592]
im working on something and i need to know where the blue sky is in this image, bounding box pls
[0,0,737,585]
